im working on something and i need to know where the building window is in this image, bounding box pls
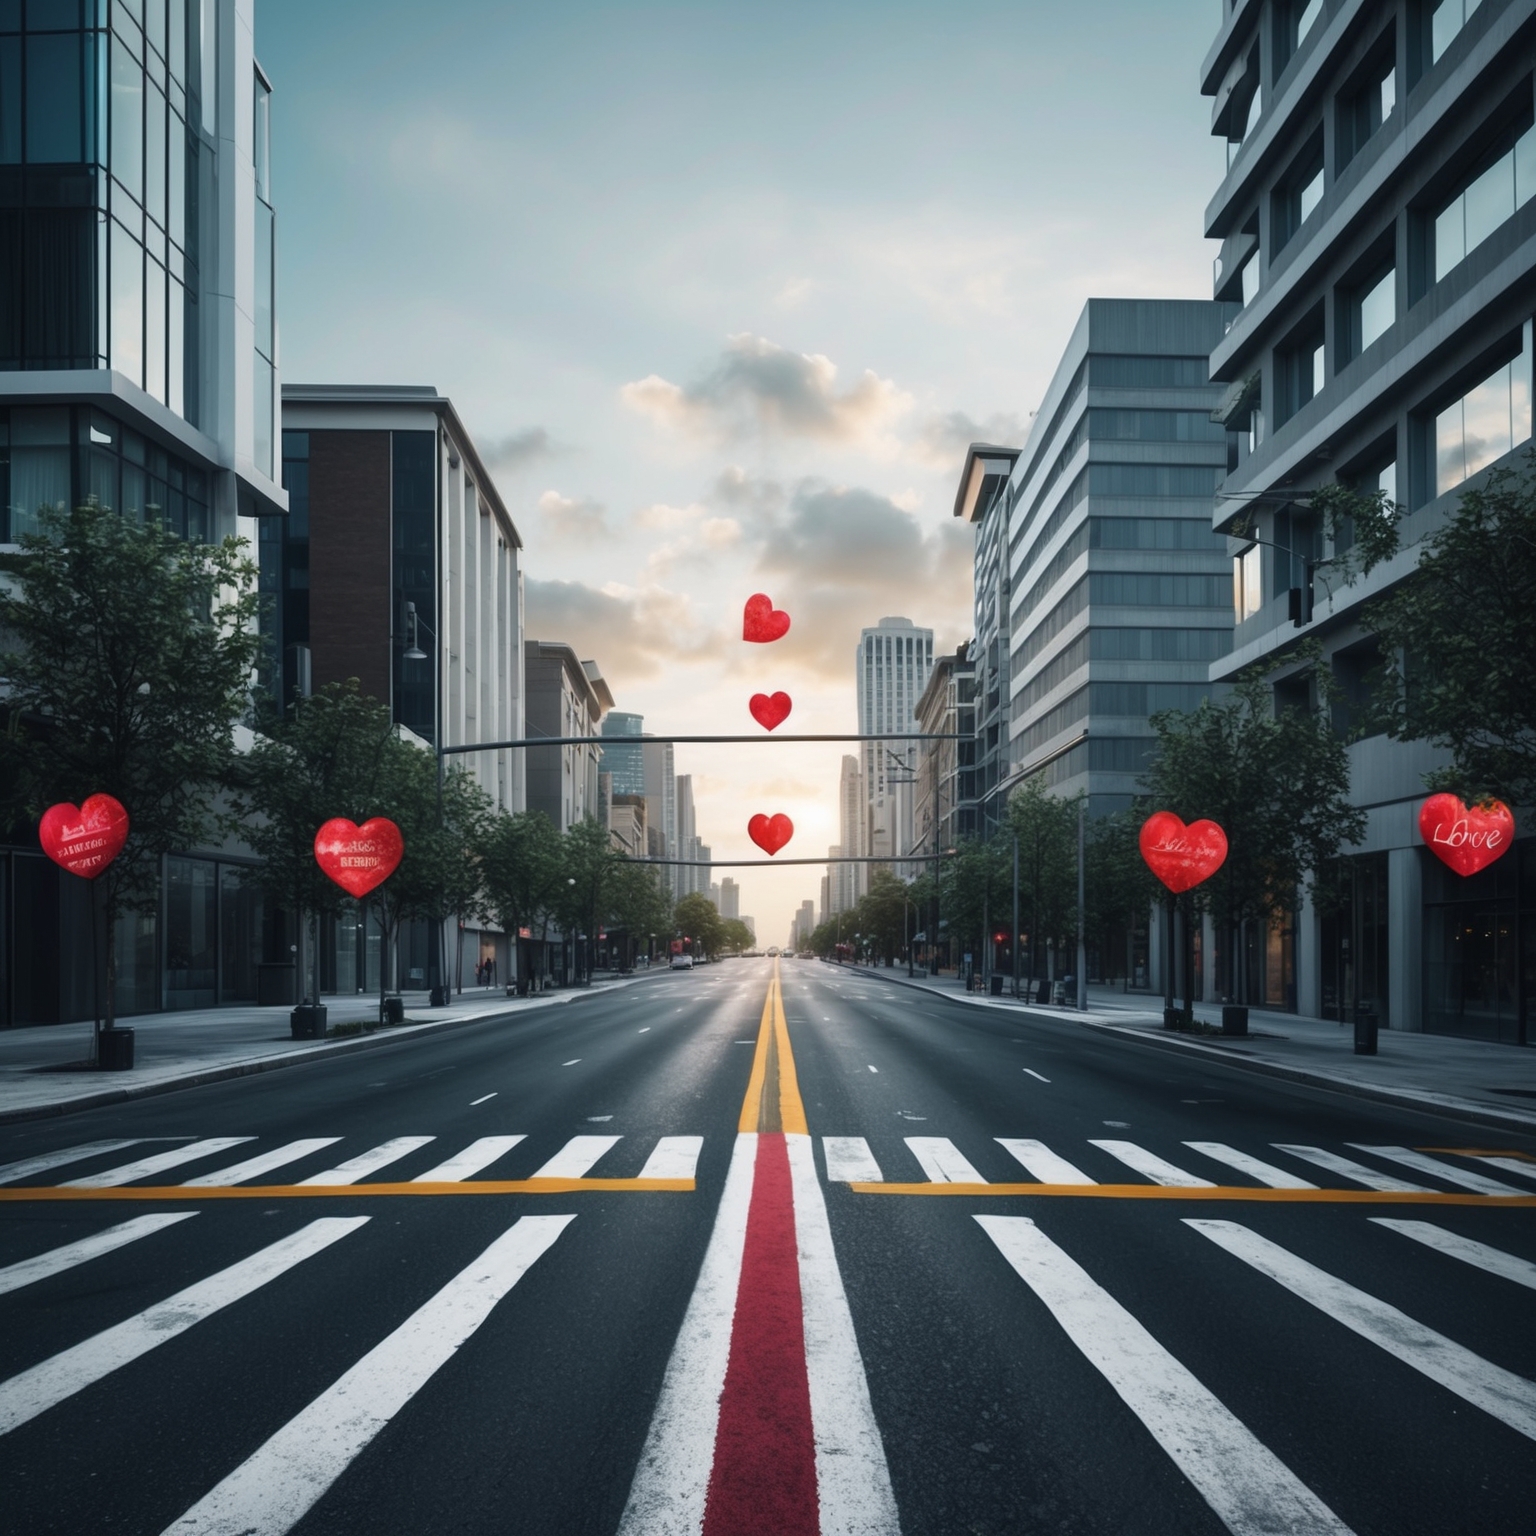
[1235,543,1263,622]
[1430,0,1484,67]
[1275,310,1326,426]
[1337,33,1396,171]
[1433,120,1536,285]
[1272,132,1325,254]
[1275,0,1324,79]
[1339,262,1395,364]
[1433,323,1533,498]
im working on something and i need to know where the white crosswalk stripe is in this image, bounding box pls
[411,1136,526,1183]
[0,1214,198,1298]
[1369,1220,1536,1291]
[532,1135,622,1179]
[184,1140,342,1187]
[0,1140,154,1185]
[1462,1153,1536,1182]
[637,1137,704,1180]
[905,1137,987,1183]
[160,1215,574,1536]
[63,1139,256,1188]
[1345,1145,1527,1196]
[822,1137,885,1183]
[1089,1140,1214,1187]
[1271,1145,1430,1192]
[1183,1142,1318,1189]
[977,1216,1352,1535]
[298,1137,436,1186]
[995,1138,1096,1185]
[0,1218,367,1437]
[1188,1219,1536,1442]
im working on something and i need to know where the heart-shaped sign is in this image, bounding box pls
[38,795,130,879]
[743,593,791,644]
[314,817,404,897]
[1419,793,1514,877]
[749,691,793,731]
[748,812,794,856]
[1139,811,1228,893]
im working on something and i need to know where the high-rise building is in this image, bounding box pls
[600,712,645,796]
[1197,0,1536,1038]
[832,754,866,910]
[792,899,816,950]
[856,619,934,871]
[525,644,612,831]
[641,737,677,887]
[719,877,740,920]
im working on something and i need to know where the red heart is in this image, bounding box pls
[314,817,404,897]
[1139,811,1228,893]
[38,795,130,879]
[743,593,791,644]
[748,812,794,856]
[749,691,793,731]
[1419,793,1514,877]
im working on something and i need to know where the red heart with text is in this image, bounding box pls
[743,593,791,644]
[1139,811,1228,893]
[749,691,793,731]
[748,812,794,856]
[38,795,130,880]
[1419,793,1514,877]
[314,817,404,897]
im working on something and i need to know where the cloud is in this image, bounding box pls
[537,489,607,540]
[620,334,912,448]
[633,500,708,531]
[910,409,1029,469]
[480,426,559,472]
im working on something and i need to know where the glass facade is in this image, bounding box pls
[0,0,202,422]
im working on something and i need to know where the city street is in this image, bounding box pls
[1,960,1533,1534]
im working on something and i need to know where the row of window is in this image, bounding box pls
[1014,681,1211,755]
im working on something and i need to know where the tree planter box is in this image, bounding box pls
[1163,1007,1192,1031]
[290,1004,328,1040]
[1222,1005,1249,1037]
[98,1028,135,1070]
[381,996,405,1026]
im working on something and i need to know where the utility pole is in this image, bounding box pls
[1076,799,1086,1010]
[1011,833,1020,999]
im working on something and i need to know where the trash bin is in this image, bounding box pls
[1222,1004,1249,1037]
[1035,980,1050,1003]
[1164,1007,1190,1031]
[381,995,405,1025]
[1354,1006,1378,1055]
[98,1027,135,1070]
[290,1004,328,1040]
[989,973,1004,996]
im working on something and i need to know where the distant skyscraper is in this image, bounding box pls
[856,618,933,871]
[642,738,677,894]
[833,754,866,910]
[719,878,740,920]
[600,712,645,796]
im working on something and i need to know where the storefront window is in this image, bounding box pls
[165,854,216,1008]
[1320,853,1389,1025]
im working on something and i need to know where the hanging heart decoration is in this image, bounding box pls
[742,593,791,643]
[1418,793,1514,877]
[38,795,130,879]
[749,691,793,731]
[748,812,794,856]
[1139,811,1228,893]
[314,817,404,897]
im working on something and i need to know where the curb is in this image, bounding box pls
[0,975,660,1127]
[829,962,1536,1136]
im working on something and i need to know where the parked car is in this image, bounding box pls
[669,953,693,970]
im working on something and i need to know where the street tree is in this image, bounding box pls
[939,838,1011,975]
[0,501,261,1049]
[1004,780,1081,984]
[556,818,617,983]
[606,859,674,968]
[674,891,725,958]
[481,810,565,989]
[1085,808,1158,984]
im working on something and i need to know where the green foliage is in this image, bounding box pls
[1086,809,1157,962]
[480,810,565,944]
[719,917,756,953]
[1305,481,1403,581]
[1004,779,1082,970]
[674,890,725,957]
[1367,449,1536,805]
[938,839,1012,961]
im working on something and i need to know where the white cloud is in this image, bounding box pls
[537,489,607,540]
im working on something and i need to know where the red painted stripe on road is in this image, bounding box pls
[703,1131,820,1536]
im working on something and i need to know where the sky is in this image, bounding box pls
[256,0,1229,946]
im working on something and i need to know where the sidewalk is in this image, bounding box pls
[828,960,1536,1134]
[0,973,661,1125]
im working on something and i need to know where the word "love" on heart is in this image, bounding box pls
[1138,811,1228,893]
[749,692,792,731]
[742,593,791,644]
[1419,793,1515,877]
[314,818,405,897]
[39,794,130,879]
[748,813,794,856]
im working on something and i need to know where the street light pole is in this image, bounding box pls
[1076,798,1087,1011]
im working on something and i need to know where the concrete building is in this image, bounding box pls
[832,754,867,912]
[792,899,816,950]
[1199,0,1536,1041]
[525,643,611,831]
[719,877,740,920]
[856,617,934,873]
[914,644,977,857]
[641,737,677,877]
[600,711,645,795]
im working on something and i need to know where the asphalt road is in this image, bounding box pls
[1,959,1533,1535]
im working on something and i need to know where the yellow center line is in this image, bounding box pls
[0,1178,694,1203]
[737,960,808,1134]
[1420,1147,1536,1161]
[847,1181,1536,1206]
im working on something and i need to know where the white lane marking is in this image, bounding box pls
[822,1137,884,1183]
[298,1137,436,1187]
[0,1140,153,1185]
[735,1040,756,1045]
[867,1065,879,1074]
[1369,1219,1536,1292]
[1345,1144,1526,1196]
[183,1140,342,1188]
[978,1216,1351,1535]
[0,1218,366,1438]
[617,1134,757,1535]
[1182,1142,1318,1190]
[1022,1068,1051,1083]
[1088,1140,1214,1188]
[161,1216,573,1536]
[905,1137,987,1184]
[996,1138,1095,1185]
[63,1138,256,1188]
[562,1059,582,1066]
[1189,1219,1536,1442]
[532,1135,622,1179]
[1272,1145,1429,1192]
[1465,1154,1536,1182]
[787,1133,902,1533]
[638,1137,704,1181]
[638,1027,651,1033]
[470,1093,498,1106]
[0,1214,197,1298]
[412,1136,527,1183]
